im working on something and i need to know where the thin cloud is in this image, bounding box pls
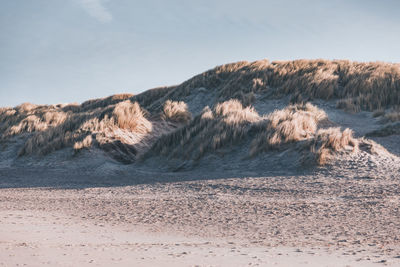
[78,0,112,23]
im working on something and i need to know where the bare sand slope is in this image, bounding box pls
[1,171,400,266]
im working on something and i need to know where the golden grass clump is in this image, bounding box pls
[162,100,192,123]
[112,100,152,133]
[73,135,93,150]
[214,99,260,124]
[250,103,327,155]
[250,103,359,165]
[311,128,358,165]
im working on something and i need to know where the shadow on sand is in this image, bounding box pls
[0,164,315,189]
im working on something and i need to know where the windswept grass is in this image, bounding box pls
[0,104,69,139]
[156,59,400,111]
[308,128,358,165]
[148,99,260,160]
[0,94,193,163]
[112,100,152,132]
[18,100,154,160]
[162,100,192,123]
[249,103,328,156]
[148,100,359,165]
[250,103,358,164]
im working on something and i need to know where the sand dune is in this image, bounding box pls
[1,59,400,166]
[1,59,400,266]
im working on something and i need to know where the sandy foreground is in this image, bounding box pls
[0,210,380,267]
[1,172,400,267]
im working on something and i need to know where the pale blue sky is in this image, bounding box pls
[1,0,399,107]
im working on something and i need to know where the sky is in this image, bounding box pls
[1,0,400,107]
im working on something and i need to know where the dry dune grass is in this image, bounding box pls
[250,104,358,164]
[0,104,69,139]
[162,100,192,123]
[308,128,358,165]
[112,101,152,132]
[148,99,260,160]
[148,100,358,165]
[158,59,400,111]
[214,99,259,123]
[51,59,398,116]
[0,97,190,163]
[0,96,375,165]
[249,103,328,155]
[18,100,154,161]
